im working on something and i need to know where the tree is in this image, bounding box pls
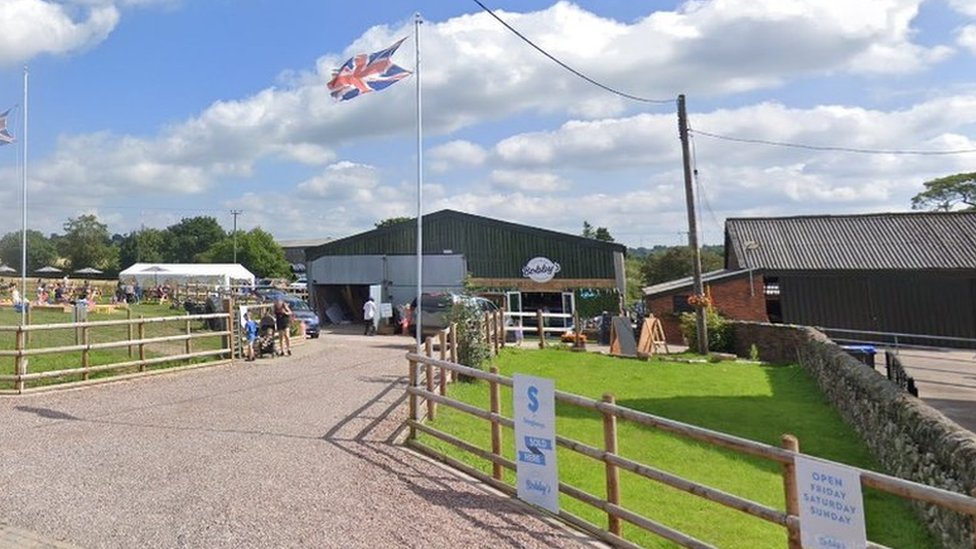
[624,255,645,305]
[197,228,291,278]
[62,214,117,272]
[582,221,614,242]
[641,246,723,286]
[911,172,976,211]
[163,216,227,263]
[375,216,412,228]
[0,230,58,272]
[119,228,167,268]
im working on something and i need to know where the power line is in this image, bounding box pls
[691,129,976,156]
[470,0,674,105]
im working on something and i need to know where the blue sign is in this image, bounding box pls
[513,374,559,514]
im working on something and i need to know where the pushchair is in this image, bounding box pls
[257,313,277,358]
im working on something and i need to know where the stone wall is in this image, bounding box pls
[733,321,976,548]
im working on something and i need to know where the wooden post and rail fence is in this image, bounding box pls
[0,310,236,394]
[402,350,976,549]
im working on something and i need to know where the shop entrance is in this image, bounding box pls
[521,291,575,329]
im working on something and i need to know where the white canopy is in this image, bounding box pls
[118,263,255,288]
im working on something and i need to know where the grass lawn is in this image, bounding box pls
[0,303,228,390]
[420,347,935,549]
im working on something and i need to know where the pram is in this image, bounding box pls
[257,313,277,358]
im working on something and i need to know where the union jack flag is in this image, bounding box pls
[0,109,13,145]
[327,38,412,102]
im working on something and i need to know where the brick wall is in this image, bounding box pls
[646,274,767,344]
[732,321,976,547]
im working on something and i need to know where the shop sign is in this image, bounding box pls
[522,257,561,283]
[513,374,559,514]
[795,456,866,549]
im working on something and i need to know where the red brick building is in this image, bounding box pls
[643,269,767,344]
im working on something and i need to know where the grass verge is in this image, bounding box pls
[420,347,934,549]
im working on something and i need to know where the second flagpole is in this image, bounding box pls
[414,13,423,350]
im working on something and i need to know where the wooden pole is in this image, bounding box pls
[14,327,25,392]
[408,358,418,440]
[184,314,192,358]
[26,304,32,345]
[489,366,503,481]
[484,311,491,350]
[127,307,134,358]
[537,309,546,349]
[425,337,436,420]
[493,311,500,355]
[81,326,90,380]
[449,322,458,363]
[781,434,802,549]
[438,330,447,396]
[678,94,708,354]
[602,393,622,535]
[138,316,146,371]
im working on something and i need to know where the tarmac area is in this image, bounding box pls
[0,327,598,549]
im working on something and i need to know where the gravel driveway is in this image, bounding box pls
[0,328,596,548]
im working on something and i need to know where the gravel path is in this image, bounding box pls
[0,328,597,548]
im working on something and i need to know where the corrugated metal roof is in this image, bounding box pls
[306,209,626,279]
[725,211,976,271]
[642,269,749,296]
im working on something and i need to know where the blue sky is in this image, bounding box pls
[1,0,975,248]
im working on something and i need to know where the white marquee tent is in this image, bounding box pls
[118,263,256,288]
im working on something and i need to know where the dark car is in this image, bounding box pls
[284,296,320,338]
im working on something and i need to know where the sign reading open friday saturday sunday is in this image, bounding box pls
[795,455,867,549]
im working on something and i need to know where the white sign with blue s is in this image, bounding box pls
[513,373,559,514]
[795,455,867,549]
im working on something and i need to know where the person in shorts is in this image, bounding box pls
[274,298,293,356]
[243,311,259,361]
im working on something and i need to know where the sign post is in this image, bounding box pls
[513,373,559,514]
[794,455,867,549]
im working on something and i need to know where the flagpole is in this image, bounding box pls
[20,65,28,327]
[414,13,424,350]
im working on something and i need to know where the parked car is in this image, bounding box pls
[288,275,307,291]
[409,293,499,336]
[284,295,319,338]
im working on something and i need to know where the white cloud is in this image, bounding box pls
[428,140,488,173]
[958,24,976,54]
[490,169,568,192]
[948,0,976,18]
[296,161,379,200]
[0,0,172,66]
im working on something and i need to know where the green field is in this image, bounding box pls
[0,303,229,390]
[419,348,934,548]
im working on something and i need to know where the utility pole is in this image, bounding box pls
[677,94,708,354]
[230,209,242,264]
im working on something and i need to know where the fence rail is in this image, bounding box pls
[0,309,235,394]
[404,352,976,548]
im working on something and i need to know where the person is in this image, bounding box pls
[243,311,259,361]
[273,298,292,355]
[363,297,377,336]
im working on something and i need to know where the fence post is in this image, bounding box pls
[449,322,458,364]
[425,337,436,420]
[537,309,546,349]
[138,316,146,371]
[81,326,90,380]
[14,327,25,393]
[184,314,192,358]
[26,305,32,345]
[602,393,622,536]
[781,434,802,549]
[493,311,501,355]
[223,297,234,359]
[498,309,505,349]
[408,358,418,440]
[484,311,491,351]
[438,330,447,396]
[127,307,134,358]
[490,366,503,481]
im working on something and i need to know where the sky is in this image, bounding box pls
[1,0,975,249]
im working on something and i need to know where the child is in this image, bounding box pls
[243,311,259,361]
